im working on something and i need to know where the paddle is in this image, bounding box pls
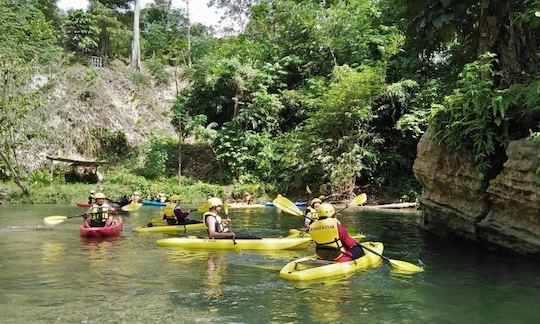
[273,193,367,217]
[306,185,312,194]
[360,242,424,274]
[223,202,242,254]
[272,194,304,217]
[44,213,86,226]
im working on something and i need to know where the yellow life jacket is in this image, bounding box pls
[163,203,176,219]
[309,217,346,260]
[203,212,229,233]
[88,204,110,226]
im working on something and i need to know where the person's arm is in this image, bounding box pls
[337,223,357,247]
[205,216,235,238]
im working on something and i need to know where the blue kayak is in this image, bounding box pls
[142,200,167,207]
[263,201,306,207]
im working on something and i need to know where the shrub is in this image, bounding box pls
[144,58,170,85]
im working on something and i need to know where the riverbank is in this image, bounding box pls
[0,166,413,207]
[0,167,273,205]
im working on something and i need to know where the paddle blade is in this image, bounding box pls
[232,237,242,254]
[389,259,424,274]
[306,185,312,194]
[197,202,210,213]
[43,216,68,226]
[121,203,142,212]
[223,202,229,216]
[272,195,303,217]
[349,193,367,207]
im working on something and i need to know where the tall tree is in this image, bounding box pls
[130,0,141,70]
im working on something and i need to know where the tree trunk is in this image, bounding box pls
[0,150,29,194]
[186,0,192,68]
[477,1,538,85]
[130,0,141,71]
[177,134,183,184]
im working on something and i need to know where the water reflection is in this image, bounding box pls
[205,255,226,298]
[41,242,65,265]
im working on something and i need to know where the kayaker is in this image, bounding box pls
[303,198,322,228]
[204,197,235,238]
[163,195,200,225]
[155,192,167,203]
[87,190,96,204]
[130,191,141,204]
[309,203,364,262]
[83,192,115,228]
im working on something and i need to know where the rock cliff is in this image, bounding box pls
[413,131,540,255]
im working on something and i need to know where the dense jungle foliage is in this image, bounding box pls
[0,0,538,201]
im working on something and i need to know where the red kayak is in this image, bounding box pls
[80,217,123,238]
[77,202,92,208]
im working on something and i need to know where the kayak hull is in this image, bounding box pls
[133,223,207,233]
[76,202,91,208]
[287,229,366,241]
[156,237,312,250]
[80,218,123,238]
[279,242,383,281]
[142,200,167,207]
[121,202,142,212]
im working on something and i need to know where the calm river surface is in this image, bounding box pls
[1,204,539,323]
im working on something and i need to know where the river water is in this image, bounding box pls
[0,204,538,323]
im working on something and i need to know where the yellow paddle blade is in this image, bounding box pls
[121,203,142,212]
[306,185,312,194]
[349,193,367,207]
[232,237,242,254]
[197,202,210,213]
[272,195,303,217]
[223,202,229,216]
[43,216,68,226]
[389,259,424,273]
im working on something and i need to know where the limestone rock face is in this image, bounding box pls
[478,140,540,254]
[413,131,489,240]
[413,131,540,255]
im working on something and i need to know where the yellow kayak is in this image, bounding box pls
[133,223,207,233]
[287,229,366,241]
[156,237,312,250]
[121,203,142,212]
[279,242,384,281]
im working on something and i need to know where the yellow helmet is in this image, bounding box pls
[90,190,96,194]
[310,198,322,206]
[317,203,335,218]
[207,197,223,207]
[169,195,180,203]
[133,191,140,196]
[318,195,326,201]
[94,192,106,199]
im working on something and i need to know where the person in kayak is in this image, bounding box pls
[87,190,96,204]
[118,191,141,207]
[204,197,235,238]
[303,198,322,229]
[130,191,141,204]
[163,195,200,225]
[154,192,167,202]
[83,192,115,228]
[309,203,364,262]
